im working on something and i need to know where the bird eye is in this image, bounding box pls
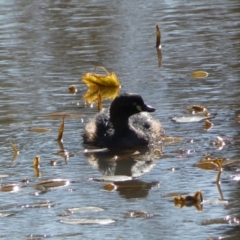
[136,105,142,112]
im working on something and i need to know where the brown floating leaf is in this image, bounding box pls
[0,184,19,193]
[9,142,19,164]
[189,105,209,116]
[29,128,51,133]
[50,159,57,166]
[68,85,78,94]
[33,156,40,168]
[156,48,162,67]
[57,118,64,142]
[156,25,161,49]
[45,113,82,119]
[194,155,225,183]
[194,161,218,170]
[35,179,70,190]
[164,136,183,143]
[205,119,213,130]
[156,25,162,67]
[83,86,120,104]
[191,71,209,79]
[174,190,203,211]
[9,141,19,154]
[82,67,120,88]
[103,183,117,191]
[33,156,41,178]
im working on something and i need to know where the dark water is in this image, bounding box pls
[0,0,240,239]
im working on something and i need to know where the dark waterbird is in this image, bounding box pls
[82,92,164,149]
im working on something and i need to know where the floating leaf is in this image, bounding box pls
[201,215,238,226]
[174,190,203,211]
[35,179,70,190]
[68,85,77,94]
[205,120,213,130]
[103,183,117,191]
[82,67,120,88]
[54,233,83,238]
[156,48,162,67]
[83,86,120,104]
[33,156,40,168]
[191,71,209,79]
[0,174,11,178]
[33,156,41,178]
[156,25,161,49]
[60,218,115,225]
[21,201,56,208]
[50,160,57,166]
[45,113,82,119]
[215,136,225,150]
[172,115,212,123]
[67,207,104,213]
[57,118,64,142]
[0,212,16,217]
[125,210,153,218]
[194,156,224,183]
[164,136,183,143]
[92,175,132,182]
[189,105,209,116]
[29,128,51,133]
[10,142,19,164]
[156,25,162,67]
[9,141,19,154]
[0,184,19,193]
[194,161,218,170]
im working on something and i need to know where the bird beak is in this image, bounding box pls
[140,104,155,112]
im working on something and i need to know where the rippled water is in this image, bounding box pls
[0,0,240,239]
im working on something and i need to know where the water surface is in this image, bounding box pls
[0,0,240,239]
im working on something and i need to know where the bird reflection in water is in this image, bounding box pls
[85,146,162,199]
